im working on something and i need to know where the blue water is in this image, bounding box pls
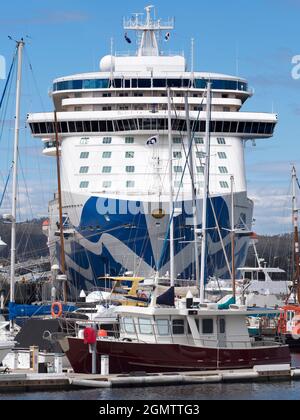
[1,354,300,401]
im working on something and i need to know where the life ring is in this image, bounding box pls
[51,302,63,318]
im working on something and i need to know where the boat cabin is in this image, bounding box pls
[114,303,281,349]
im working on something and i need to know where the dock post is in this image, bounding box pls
[30,346,39,373]
[101,355,109,376]
[91,344,97,375]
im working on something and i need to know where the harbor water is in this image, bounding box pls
[1,354,299,401]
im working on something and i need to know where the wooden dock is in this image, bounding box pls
[0,365,300,393]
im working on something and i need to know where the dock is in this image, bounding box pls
[1,365,300,393]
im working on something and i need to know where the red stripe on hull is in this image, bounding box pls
[65,338,291,374]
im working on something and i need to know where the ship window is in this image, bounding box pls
[79,166,89,174]
[219,319,226,334]
[103,137,112,144]
[197,166,204,174]
[75,121,84,132]
[196,151,205,159]
[220,181,229,188]
[126,181,135,188]
[195,137,204,144]
[173,151,182,159]
[215,121,223,132]
[156,319,170,336]
[218,152,227,159]
[217,137,226,145]
[103,181,112,188]
[102,166,112,173]
[91,121,99,132]
[123,317,135,334]
[258,271,266,281]
[68,122,76,132]
[102,152,112,159]
[153,79,166,88]
[230,122,238,133]
[172,319,185,335]
[125,137,134,144]
[202,319,214,334]
[138,79,151,88]
[125,151,134,159]
[79,181,89,189]
[173,137,182,144]
[126,166,135,173]
[138,318,152,335]
[174,166,183,173]
[219,166,228,174]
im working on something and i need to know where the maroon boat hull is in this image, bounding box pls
[65,338,291,374]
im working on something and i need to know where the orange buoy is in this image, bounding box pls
[51,302,63,318]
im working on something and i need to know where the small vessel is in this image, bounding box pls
[62,297,290,374]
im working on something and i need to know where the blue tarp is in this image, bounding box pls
[8,302,76,321]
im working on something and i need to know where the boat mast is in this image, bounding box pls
[54,111,67,303]
[230,175,236,301]
[167,88,175,287]
[184,93,200,287]
[10,39,24,313]
[199,82,212,303]
[292,166,300,304]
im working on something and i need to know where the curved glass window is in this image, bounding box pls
[53,78,248,92]
[29,120,276,136]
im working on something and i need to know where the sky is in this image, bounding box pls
[0,0,299,234]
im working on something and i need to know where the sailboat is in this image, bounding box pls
[61,83,291,374]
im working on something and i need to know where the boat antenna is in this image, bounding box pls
[199,82,212,303]
[54,110,68,303]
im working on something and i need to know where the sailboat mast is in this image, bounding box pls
[184,93,200,287]
[167,88,175,287]
[199,82,212,303]
[230,175,236,301]
[54,110,67,303]
[10,39,24,306]
[292,166,300,304]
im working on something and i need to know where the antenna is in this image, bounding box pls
[191,38,195,74]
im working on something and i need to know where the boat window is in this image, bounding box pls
[202,319,214,334]
[102,152,112,159]
[80,152,89,159]
[79,166,89,174]
[126,181,135,188]
[219,318,226,334]
[138,318,153,335]
[258,271,266,281]
[156,319,170,336]
[172,319,185,335]
[123,317,135,334]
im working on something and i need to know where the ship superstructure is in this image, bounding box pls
[28,6,277,295]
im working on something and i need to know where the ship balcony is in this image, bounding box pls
[43,140,60,157]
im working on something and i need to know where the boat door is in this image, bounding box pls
[286,310,295,333]
[217,317,227,348]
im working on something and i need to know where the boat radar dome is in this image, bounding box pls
[100,55,115,72]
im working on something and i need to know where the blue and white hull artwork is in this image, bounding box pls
[28,6,276,297]
[45,191,253,295]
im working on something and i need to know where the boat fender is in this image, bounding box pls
[84,327,97,345]
[51,302,63,319]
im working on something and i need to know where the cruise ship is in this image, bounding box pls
[28,6,277,296]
